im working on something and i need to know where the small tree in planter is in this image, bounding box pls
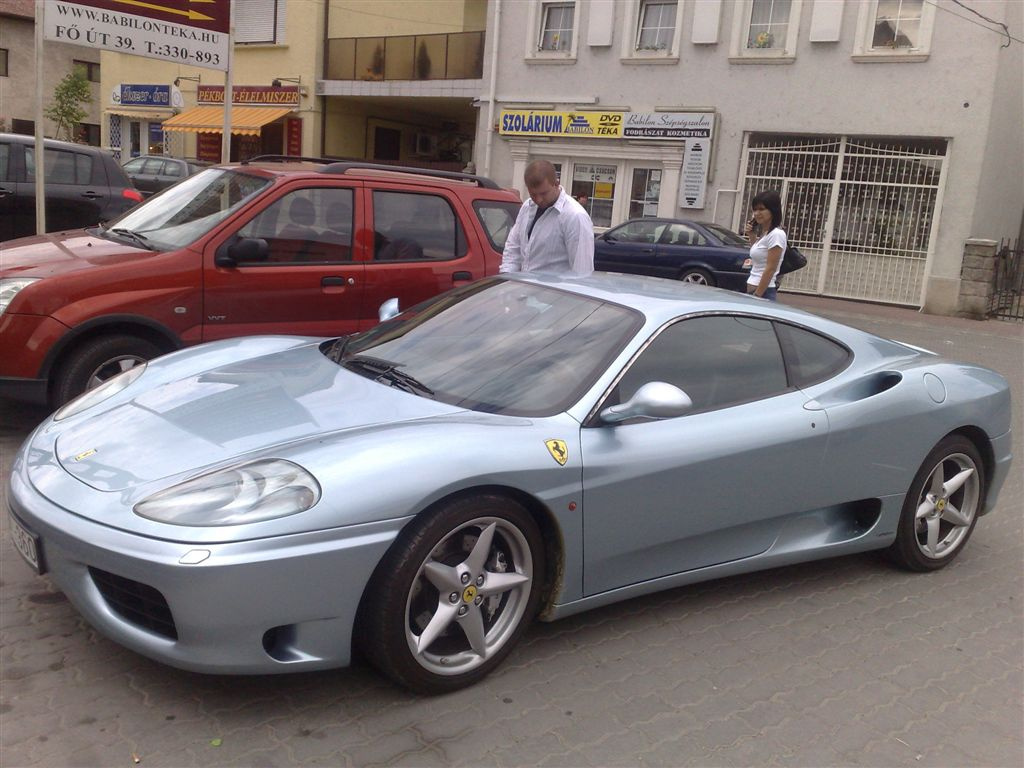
[45,69,92,141]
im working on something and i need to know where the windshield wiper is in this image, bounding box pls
[108,227,155,250]
[343,355,434,396]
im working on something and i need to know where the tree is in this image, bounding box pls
[45,69,92,141]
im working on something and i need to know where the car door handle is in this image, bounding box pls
[0,187,11,198]
[452,271,472,282]
[80,190,103,199]
[322,276,355,286]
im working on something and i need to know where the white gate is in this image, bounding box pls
[738,134,948,306]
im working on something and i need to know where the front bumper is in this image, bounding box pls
[8,461,407,674]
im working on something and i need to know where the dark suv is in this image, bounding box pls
[0,158,522,406]
[0,133,143,241]
[122,154,212,197]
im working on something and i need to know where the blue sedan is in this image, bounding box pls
[595,218,751,290]
[8,274,1014,694]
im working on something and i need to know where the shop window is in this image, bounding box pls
[12,119,34,136]
[528,1,579,59]
[0,49,8,77]
[729,0,803,62]
[571,163,616,228]
[73,59,100,82]
[629,168,662,218]
[236,0,286,44]
[852,0,936,61]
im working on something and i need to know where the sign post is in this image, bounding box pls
[35,0,233,234]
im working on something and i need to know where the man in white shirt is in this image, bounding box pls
[499,160,594,276]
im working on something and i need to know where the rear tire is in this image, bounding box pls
[53,334,161,406]
[357,494,544,694]
[679,268,715,287]
[887,436,984,571]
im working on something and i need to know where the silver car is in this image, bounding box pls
[8,273,1014,693]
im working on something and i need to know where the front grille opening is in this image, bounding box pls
[89,567,178,640]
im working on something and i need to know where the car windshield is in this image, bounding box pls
[99,168,270,250]
[330,279,642,416]
[703,223,748,247]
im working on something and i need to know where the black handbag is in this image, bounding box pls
[778,244,807,275]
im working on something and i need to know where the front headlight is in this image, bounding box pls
[134,459,321,526]
[53,363,148,421]
[0,278,41,313]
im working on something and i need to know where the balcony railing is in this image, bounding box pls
[326,31,484,81]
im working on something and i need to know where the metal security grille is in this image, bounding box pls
[738,134,948,306]
[990,237,1023,321]
[108,115,121,161]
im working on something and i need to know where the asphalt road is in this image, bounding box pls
[2,295,1022,768]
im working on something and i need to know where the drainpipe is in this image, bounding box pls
[482,0,501,178]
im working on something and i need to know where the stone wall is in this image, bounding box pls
[956,239,998,319]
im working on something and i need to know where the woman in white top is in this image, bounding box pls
[743,189,787,301]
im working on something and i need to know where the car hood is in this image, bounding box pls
[0,230,149,278]
[54,342,465,492]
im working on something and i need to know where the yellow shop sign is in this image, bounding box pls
[499,110,623,138]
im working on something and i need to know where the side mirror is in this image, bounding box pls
[378,297,400,322]
[600,381,693,424]
[216,237,268,267]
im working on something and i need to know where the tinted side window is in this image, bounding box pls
[0,143,9,182]
[373,191,464,261]
[611,220,664,243]
[613,315,788,414]
[26,148,93,184]
[123,158,146,173]
[664,223,707,246]
[775,322,851,387]
[473,200,520,251]
[237,187,355,263]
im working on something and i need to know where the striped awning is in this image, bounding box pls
[160,106,294,136]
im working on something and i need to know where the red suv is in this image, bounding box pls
[0,159,521,406]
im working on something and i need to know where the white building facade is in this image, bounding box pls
[474,0,1023,314]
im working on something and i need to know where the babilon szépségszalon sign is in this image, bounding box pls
[43,0,230,71]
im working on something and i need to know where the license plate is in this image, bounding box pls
[9,513,44,575]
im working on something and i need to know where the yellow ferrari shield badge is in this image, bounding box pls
[545,439,568,466]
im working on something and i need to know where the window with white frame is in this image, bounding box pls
[539,2,575,52]
[637,1,678,51]
[730,0,802,61]
[872,0,923,49]
[852,0,936,60]
[747,0,790,50]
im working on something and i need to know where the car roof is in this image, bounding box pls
[505,271,839,329]
[0,132,110,153]
[224,157,514,195]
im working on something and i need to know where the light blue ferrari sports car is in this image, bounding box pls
[9,273,1013,693]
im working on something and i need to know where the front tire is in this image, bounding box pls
[53,334,161,406]
[888,436,984,571]
[358,495,544,694]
